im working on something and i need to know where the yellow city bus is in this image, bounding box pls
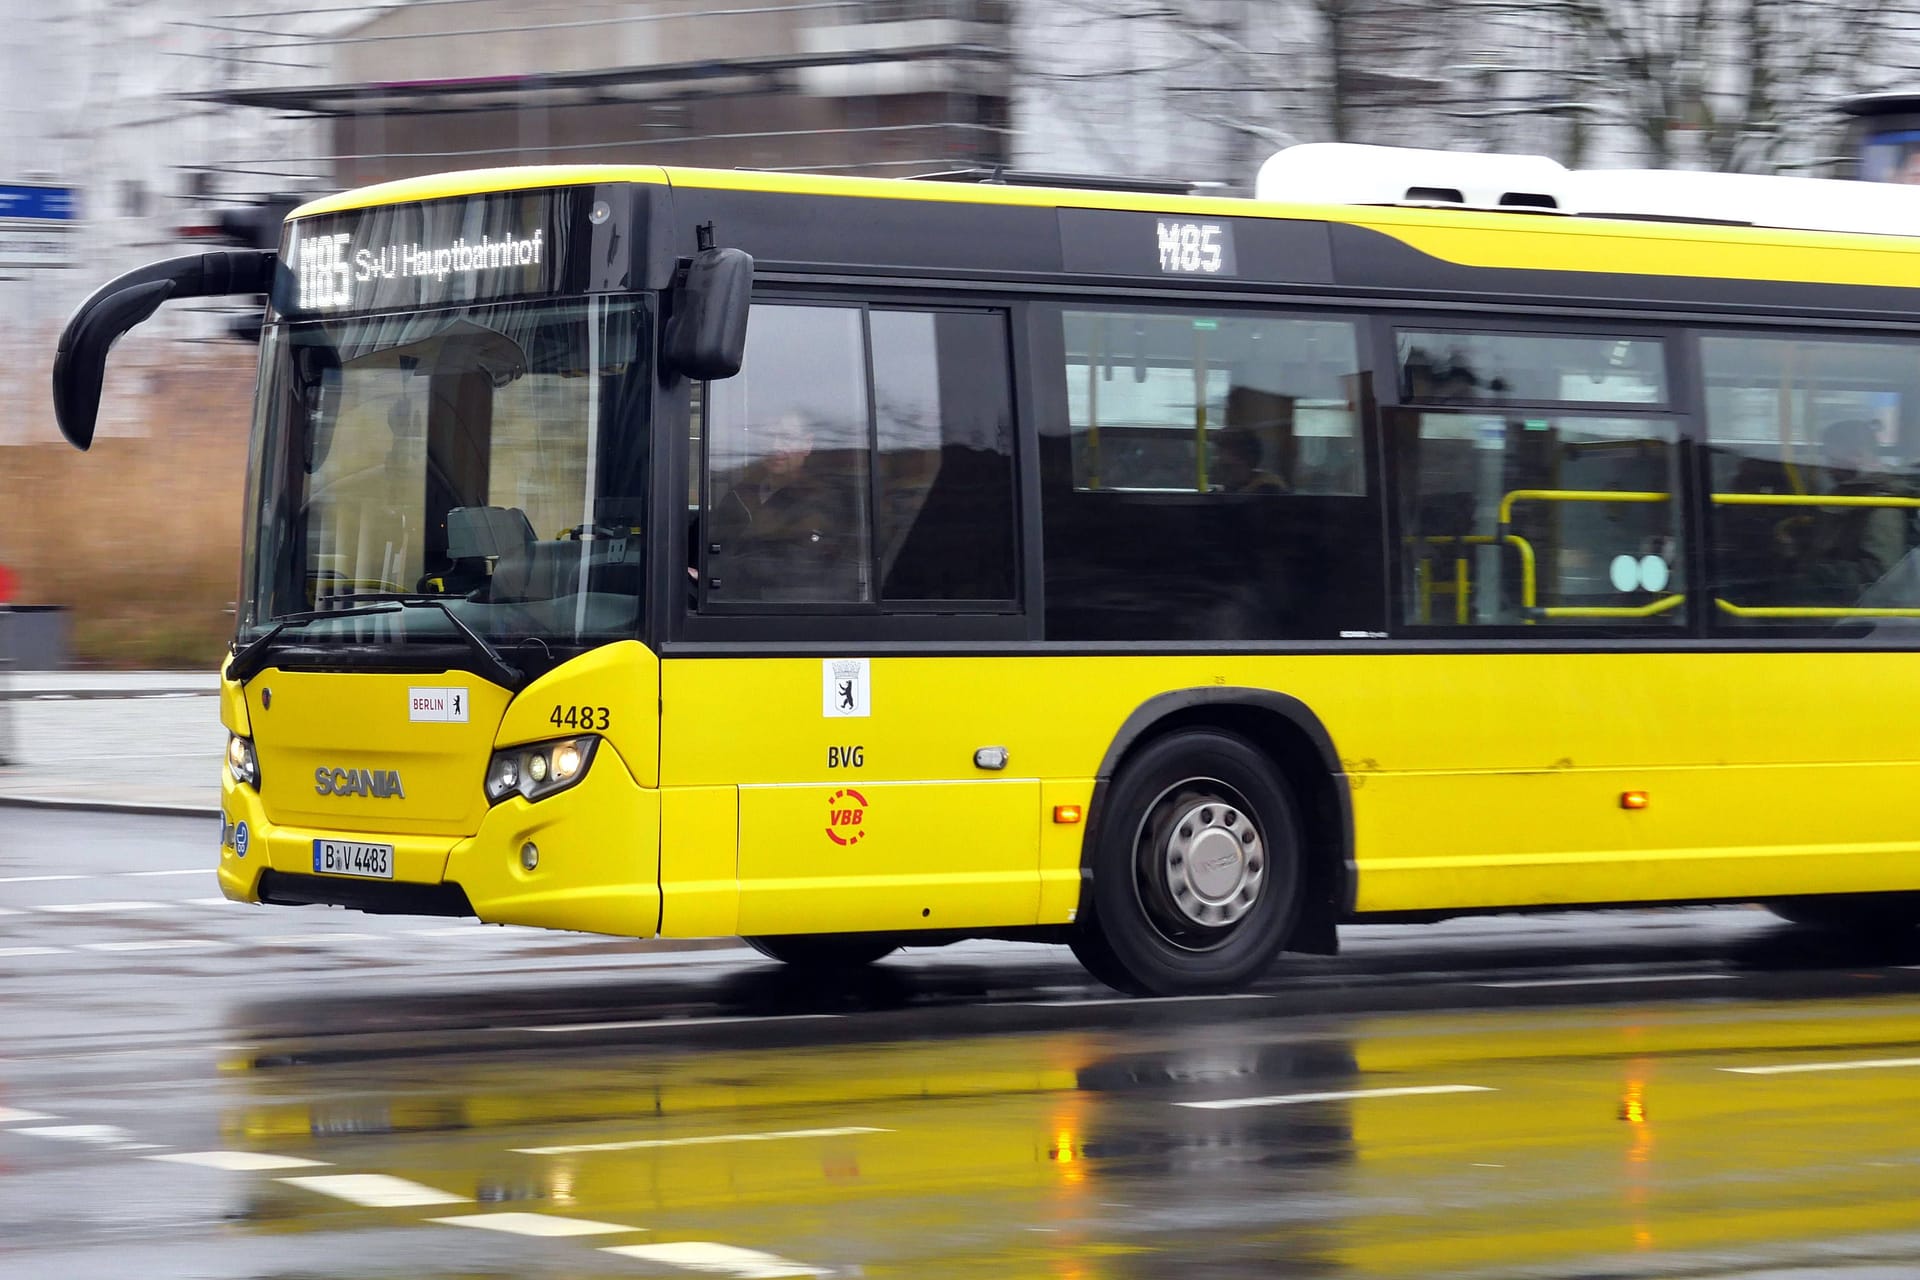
[51,148,1920,995]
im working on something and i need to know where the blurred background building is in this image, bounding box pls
[6,0,1920,663]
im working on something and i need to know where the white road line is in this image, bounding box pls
[1476,973,1737,990]
[0,1107,55,1123]
[253,933,382,945]
[122,869,214,879]
[11,1124,153,1147]
[148,1150,331,1171]
[36,901,169,913]
[80,939,232,953]
[517,1125,889,1157]
[0,946,64,957]
[1178,1084,1497,1111]
[0,907,24,916]
[185,897,234,907]
[0,875,84,885]
[430,1212,639,1237]
[602,1242,827,1277]
[279,1174,470,1208]
[1720,1056,1920,1076]
[517,1014,843,1034]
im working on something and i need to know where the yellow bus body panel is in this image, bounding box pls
[663,649,1920,932]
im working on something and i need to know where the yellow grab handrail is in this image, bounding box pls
[1710,492,1920,510]
[1715,600,1920,619]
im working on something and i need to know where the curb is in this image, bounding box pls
[0,795,220,820]
[0,690,219,702]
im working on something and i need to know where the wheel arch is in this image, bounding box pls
[1082,687,1354,954]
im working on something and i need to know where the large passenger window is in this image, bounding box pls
[1391,329,1684,628]
[1065,310,1364,496]
[1041,306,1380,642]
[1701,334,1920,629]
[701,302,1017,610]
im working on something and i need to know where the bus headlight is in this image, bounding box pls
[485,737,597,804]
[226,734,260,788]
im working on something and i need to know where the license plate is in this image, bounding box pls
[312,839,394,880]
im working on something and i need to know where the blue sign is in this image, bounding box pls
[234,821,250,859]
[0,185,77,221]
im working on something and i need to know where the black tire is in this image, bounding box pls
[1074,729,1303,996]
[1765,893,1920,933]
[743,934,899,968]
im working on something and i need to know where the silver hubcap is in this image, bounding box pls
[1161,795,1264,927]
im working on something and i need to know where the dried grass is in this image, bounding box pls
[0,343,256,668]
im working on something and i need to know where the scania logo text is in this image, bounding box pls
[314,767,406,799]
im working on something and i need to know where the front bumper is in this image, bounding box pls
[219,740,661,938]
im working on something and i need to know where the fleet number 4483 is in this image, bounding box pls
[551,705,610,730]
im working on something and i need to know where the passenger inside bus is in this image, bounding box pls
[709,411,864,602]
[1798,418,1915,602]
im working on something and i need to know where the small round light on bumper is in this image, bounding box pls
[520,841,540,871]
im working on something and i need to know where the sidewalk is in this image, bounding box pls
[0,670,223,816]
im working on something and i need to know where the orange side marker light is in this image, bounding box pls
[1620,790,1650,811]
[1053,805,1084,825]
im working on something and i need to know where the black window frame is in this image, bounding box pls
[1376,313,1702,642]
[669,284,1033,647]
[1692,322,1920,644]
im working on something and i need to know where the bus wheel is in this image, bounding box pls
[1077,730,1303,996]
[1765,894,1920,933]
[744,934,899,968]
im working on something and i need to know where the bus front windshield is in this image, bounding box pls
[238,296,651,662]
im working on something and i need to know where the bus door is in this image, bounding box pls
[671,300,1038,936]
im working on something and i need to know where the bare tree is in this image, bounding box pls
[1016,0,1920,181]
[1442,0,1920,171]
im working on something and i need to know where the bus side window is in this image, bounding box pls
[702,303,872,607]
[1389,329,1685,628]
[1700,333,1920,629]
[871,309,1017,604]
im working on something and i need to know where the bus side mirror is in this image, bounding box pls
[663,247,753,381]
[52,250,275,451]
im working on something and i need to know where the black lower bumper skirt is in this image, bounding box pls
[257,869,476,918]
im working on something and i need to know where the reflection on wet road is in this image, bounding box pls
[7,811,1920,1279]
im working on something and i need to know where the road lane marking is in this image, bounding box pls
[279,1174,470,1207]
[12,1124,156,1148]
[0,946,64,957]
[0,907,23,916]
[517,1014,843,1034]
[148,1151,331,1171]
[431,1212,639,1237]
[0,875,84,884]
[1178,1084,1497,1111]
[185,897,234,906]
[122,869,214,878]
[517,1125,889,1156]
[602,1242,827,1277]
[252,933,382,945]
[1476,973,1737,989]
[1720,1056,1920,1076]
[0,1108,55,1123]
[80,939,232,953]
[36,901,169,913]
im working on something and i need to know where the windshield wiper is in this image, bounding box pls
[227,598,521,688]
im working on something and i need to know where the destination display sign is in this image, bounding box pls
[275,188,581,318]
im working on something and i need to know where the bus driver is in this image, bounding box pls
[709,411,862,602]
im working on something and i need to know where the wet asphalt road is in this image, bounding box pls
[6,809,1920,1279]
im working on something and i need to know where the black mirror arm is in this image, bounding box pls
[52,250,276,451]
